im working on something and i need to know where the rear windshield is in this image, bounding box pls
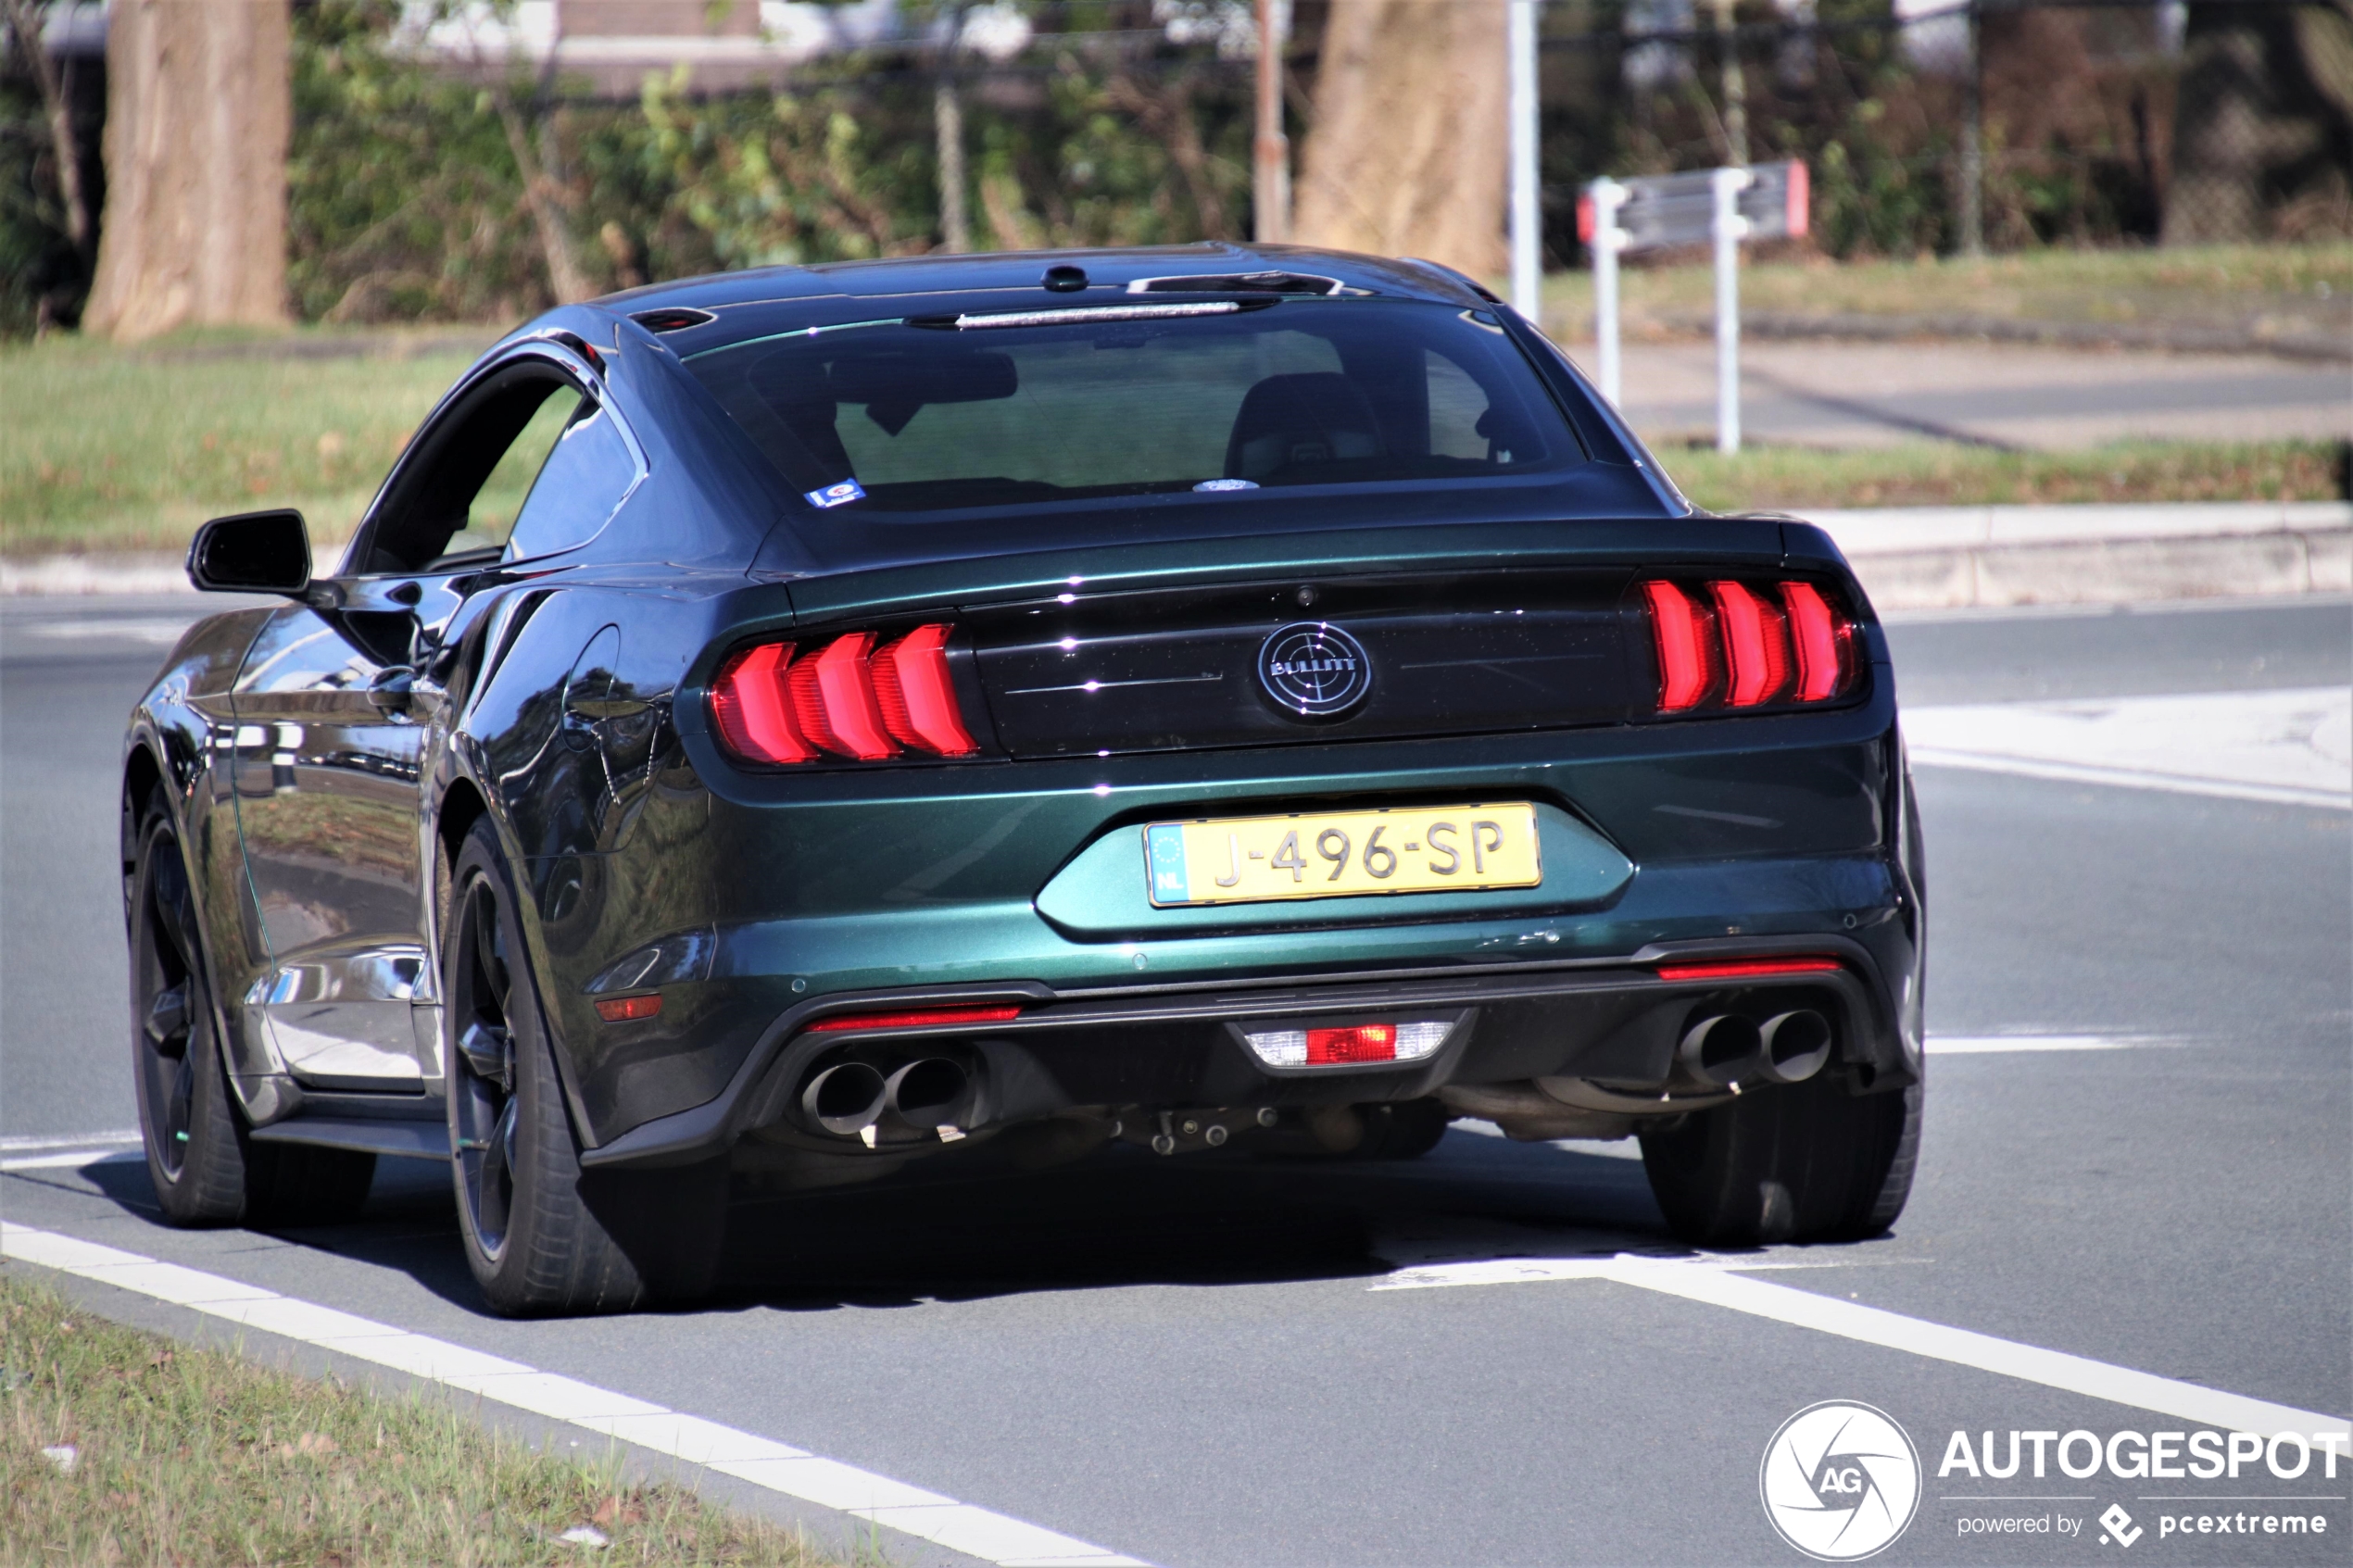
[682,300,1582,517]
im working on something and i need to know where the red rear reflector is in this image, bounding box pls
[594,994,662,1022]
[1655,956,1842,982]
[1709,581,1793,708]
[791,633,899,760]
[1306,1023,1397,1065]
[1780,581,1850,702]
[805,1004,1023,1034]
[873,623,978,757]
[1642,580,1719,711]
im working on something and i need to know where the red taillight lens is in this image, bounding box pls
[1305,1023,1397,1065]
[805,1004,1023,1034]
[1639,579,1853,715]
[1642,580,1719,712]
[711,642,818,764]
[790,632,897,760]
[1780,582,1851,703]
[1655,956,1843,982]
[711,623,980,767]
[873,623,978,757]
[1709,580,1793,708]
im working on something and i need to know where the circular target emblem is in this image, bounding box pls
[1758,1401,1920,1562]
[1257,621,1370,719]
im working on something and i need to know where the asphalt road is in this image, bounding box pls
[3,590,2347,1566]
[1604,340,2353,450]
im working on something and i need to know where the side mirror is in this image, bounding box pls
[187,509,311,596]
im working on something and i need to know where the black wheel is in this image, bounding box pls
[445,819,724,1315]
[129,786,374,1226]
[1637,1074,1921,1248]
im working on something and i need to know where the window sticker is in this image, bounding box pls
[804,479,867,509]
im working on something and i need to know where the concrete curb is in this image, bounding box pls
[6,506,2349,610]
[1805,501,2353,610]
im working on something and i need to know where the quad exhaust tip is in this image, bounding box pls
[1678,1009,1831,1089]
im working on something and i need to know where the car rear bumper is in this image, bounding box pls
[579,929,1917,1170]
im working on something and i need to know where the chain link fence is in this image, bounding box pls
[1532,0,2352,264]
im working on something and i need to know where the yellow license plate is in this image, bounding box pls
[1145,804,1541,907]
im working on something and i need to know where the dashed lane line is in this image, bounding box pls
[0,1222,1146,1568]
[1375,1252,2349,1443]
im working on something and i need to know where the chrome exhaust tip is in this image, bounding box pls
[1756,1009,1832,1085]
[802,1061,888,1137]
[1678,1013,1764,1088]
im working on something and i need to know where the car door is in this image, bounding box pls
[231,354,623,1093]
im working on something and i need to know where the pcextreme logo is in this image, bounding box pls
[1760,1401,1924,1561]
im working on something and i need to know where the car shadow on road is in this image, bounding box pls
[67,1127,1680,1320]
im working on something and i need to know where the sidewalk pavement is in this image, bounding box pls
[4,503,2347,611]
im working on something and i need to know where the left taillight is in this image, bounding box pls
[711,623,981,766]
[1638,579,1856,715]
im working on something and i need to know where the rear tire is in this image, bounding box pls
[129,785,374,1226]
[1638,1074,1921,1248]
[445,819,724,1315]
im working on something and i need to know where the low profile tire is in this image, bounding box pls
[130,785,374,1226]
[445,819,724,1316]
[1637,1074,1921,1248]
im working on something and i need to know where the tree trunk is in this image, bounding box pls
[1293,0,1508,279]
[83,0,290,340]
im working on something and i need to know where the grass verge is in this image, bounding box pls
[1539,241,2352,346]
[3,330,484,557]
[1659,438,2349,514]
[1,1273,833,1566]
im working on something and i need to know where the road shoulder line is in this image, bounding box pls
[0,1220,1146,1568]
[1375,1251,2350,1441]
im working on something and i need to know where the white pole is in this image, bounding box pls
[1508,0,1542,322]
[1710,165,1751,455]
[1589,178,1626,408]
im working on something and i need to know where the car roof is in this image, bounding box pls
[591,243,1494,319]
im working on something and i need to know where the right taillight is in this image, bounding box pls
[1639,579,1856,715]
[710,623,981,766]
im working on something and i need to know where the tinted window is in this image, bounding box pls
[362,365,588,573]
[684,301,1579,517]
[508,402,639,559]
[455,388,581,557]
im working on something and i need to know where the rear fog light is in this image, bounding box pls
[1241,1019,1454,1068]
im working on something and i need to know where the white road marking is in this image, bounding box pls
[1925,1035,2175,1055]
[1906,685,2352,809]
[16,618,196,645]
[1374,1249,2349,1440]
[0,1130,141,1152]
[0,1222,1147,1567]
[0,1150,144,1172]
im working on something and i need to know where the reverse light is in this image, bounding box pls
[805,1003,1023,1034]
[710,624,980,766]
[1638,578,1854,715]
[1241,1019,1455,1068]
[1654,956,1843,982]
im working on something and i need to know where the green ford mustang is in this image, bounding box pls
[124,245,1923,1315]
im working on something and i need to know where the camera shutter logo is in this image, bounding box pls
[1258,621,1371,719]
[1759,1401,1921,1561]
